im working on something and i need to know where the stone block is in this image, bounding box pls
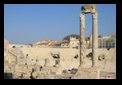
[12,72,22,79]
[73,67,100,79]
[27,65,33,72]
[15,65,28,73]
[22,73,31,79]
[4,63,15,73]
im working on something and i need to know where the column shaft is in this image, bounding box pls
[80,13,85,66]
[92,12,98,67]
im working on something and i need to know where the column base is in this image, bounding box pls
[72,67,100,79]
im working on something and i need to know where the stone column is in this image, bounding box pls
[44,58,51,67]
[108,43,109,48]
[92,12,98,67]
[89,34,92,48]
[80,13,86,66]
[103,39,105,48]
[102,38,103,48]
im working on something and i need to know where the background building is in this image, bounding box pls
[69,36,80,49]
[61,40,69,48]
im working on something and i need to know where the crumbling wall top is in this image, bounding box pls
[81,4,97,14]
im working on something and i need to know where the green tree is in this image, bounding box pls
[62,34,80,41]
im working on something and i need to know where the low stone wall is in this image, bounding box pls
[100,71,116,79]
[73,67,100,79]
[20,48,116,71]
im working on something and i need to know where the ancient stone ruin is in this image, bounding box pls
[72,4,116,79]
[4,4,116,79]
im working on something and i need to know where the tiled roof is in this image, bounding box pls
[61,40,69,43]
[35,40,56,45]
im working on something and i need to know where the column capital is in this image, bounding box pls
[80,13,85,20]
[92,12,98,19]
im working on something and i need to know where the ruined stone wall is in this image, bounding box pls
[4,47,116,79]
[4,39,9,56]
[73,67,100,79]
[20,48,116,71]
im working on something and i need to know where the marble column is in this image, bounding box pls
[92,12,98,67]
[80,13,86,66]
[102,38,103,48]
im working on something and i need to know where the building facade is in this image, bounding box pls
[61,40,69,48]
[69,36,80,49]
[89,34,116,49]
